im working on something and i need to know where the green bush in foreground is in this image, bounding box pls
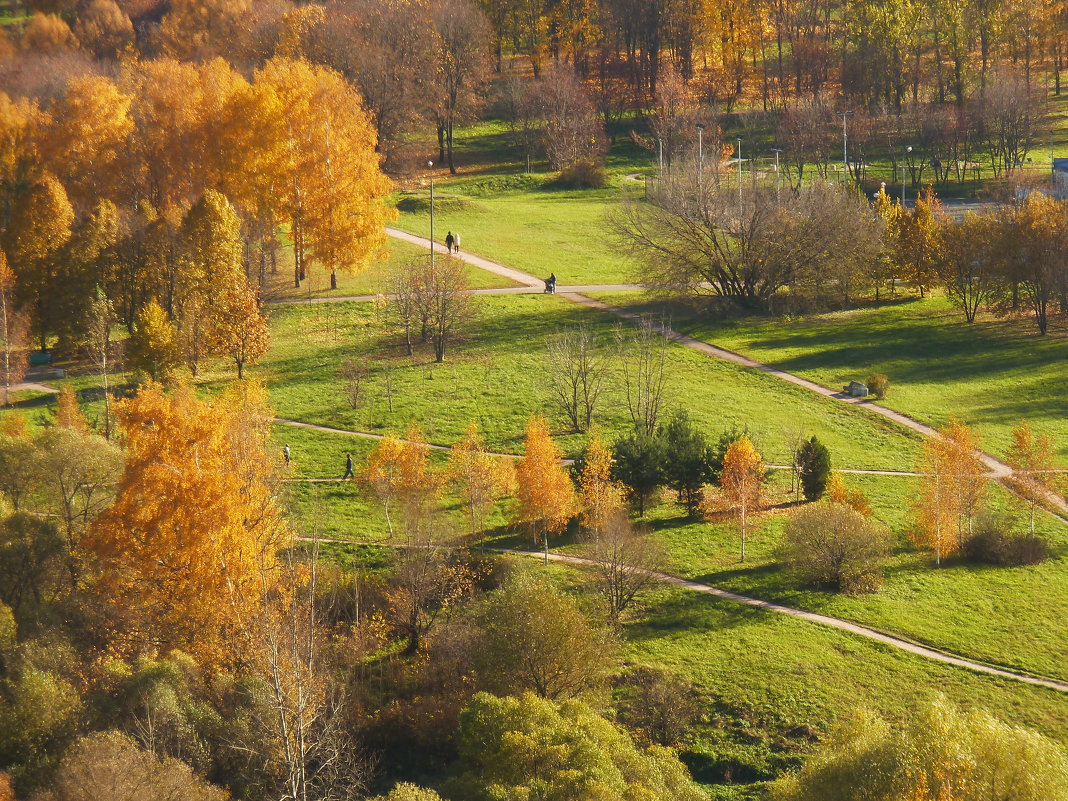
[448,691,705,801]
[773,696,1068,801]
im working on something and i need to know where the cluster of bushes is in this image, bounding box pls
[963,516,1050,567]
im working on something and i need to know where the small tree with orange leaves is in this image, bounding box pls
[55,384,88,433]
[825,472,873,518]
[448,422,515,547]
[718,436,765,563]
[514,414,577,563]
[577,431,627,538]
[84,381,290,666]
[209,278,270,379]
[1007,419,1063,538]
[360,421,440,543]
[912,421,987,566]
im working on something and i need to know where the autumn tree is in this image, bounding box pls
[74,0,134,59]
[447,422,515,545]
[912,421,987,566]
[717,436,766,563]
[360,423,440,542]
[55,384,87,433]
[176,190,244,376]
[128,300,179,382]
[0,256,27,407]
[3,174,74,350]
[939,212,1002,322]
[825,472,873,518]
[209,278,270,379]
[424,254,476,363]
[513,414,577,562]
[779,503,893,594]
[84,382,290,665]
[538,66,605,170]
[577,431,627,537]
[1006,420,1063,537]
[470,573,617,700]
[253,58,393,289]
[546,324,608,434]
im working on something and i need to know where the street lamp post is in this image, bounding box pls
[427,160,435,268]
[901,146,912,206]
[696,124,705,194]
[736,137,743,215]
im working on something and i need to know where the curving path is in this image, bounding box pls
[507,549,1068,694]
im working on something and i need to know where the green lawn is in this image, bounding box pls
[259,294,923,469]
[391,180,639,286]
[592,291,1068,462]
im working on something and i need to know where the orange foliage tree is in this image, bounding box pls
[84,381,290,666]
[360,422,440,542]
[55,384,87,432]
[912,421,987,566]
[209,278,270,379]
[514,414,577,563]
[577,431,626,537]
[718,436,765,563]
[1007,419,1063,537]
[447,422,515,546]
[825,472,873,518]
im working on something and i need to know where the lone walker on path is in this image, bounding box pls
[445,231,455,253]
[283,444,291,467]
[343,452,354,479]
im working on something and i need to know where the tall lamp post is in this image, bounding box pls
[771,147,783,201]
[900,146,912,206]
[839,109,854,181]
[736,137,743,215]
[696,123,705,194]
[427,160,435,268]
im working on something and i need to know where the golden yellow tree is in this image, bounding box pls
[513,414,577,563]
[360,434,407,538]
[253,58,394,289]
[42,75,133,208]
[912,421,987,566]
[448,422,515,546]
[128,299,180,382]
[360,423,440,542]
[578,431,626,537]
[1007,419,1063,537]
[898,187,944,297]
[825,472,873,517]
[84,382,290,666]
[209,278,269,379]
[719,436,765,563]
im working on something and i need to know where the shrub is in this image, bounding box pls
[614,665,699,747]
[867,373,890,399]
[963,515,1049,566]
[779,502,892,594]
[557,158,607,189]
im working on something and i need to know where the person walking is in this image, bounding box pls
[454,231,460,252]
[342,452,354,479]
[548,272,557,294]
[445,231,455,253]
[283,444,291,466]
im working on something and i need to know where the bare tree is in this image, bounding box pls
[613,174,881,308]
[340,357,369,412]
[83,288,118,439]
[979,65,1047,178]
[385,256,422,356]
[430,0,493,173]
[546,324,609,433]
[939,212,1003,322]
[238,539,370,801]
[615,319,669,437]
[583,510,665,622]
[538,66,606,170]
[425,255,476,363]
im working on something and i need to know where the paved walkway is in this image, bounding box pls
[267,282,645,306]
[8,381,58,395]
[386,229,1068,514]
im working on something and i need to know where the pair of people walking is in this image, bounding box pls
[444,230,460,253]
